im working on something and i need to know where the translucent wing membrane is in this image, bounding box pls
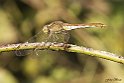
[26,29,70,43]
[16,26,70,57]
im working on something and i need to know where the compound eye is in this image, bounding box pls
[42,25,50,34]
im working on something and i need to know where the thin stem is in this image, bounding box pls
[0,42,124,64]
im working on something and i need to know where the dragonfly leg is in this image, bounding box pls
[33,48,39,56]
[44,32,53,42]
[63,31,70,43]
[54,34,59,42]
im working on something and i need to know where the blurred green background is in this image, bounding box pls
[0,0,124,83]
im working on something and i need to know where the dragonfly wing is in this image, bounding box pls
[63,31,70,43]
[45,31,70,43]
[15,28,49,57]
[26,29,49,43]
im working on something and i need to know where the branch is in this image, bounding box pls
[0,42,124,64]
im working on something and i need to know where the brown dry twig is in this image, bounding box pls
[0,42,124,64]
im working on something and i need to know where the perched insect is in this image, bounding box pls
[16,21,106,56]
[42,21,106,43]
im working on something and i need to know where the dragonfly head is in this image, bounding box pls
[42,25,50,34]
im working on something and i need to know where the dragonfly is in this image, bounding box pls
[16,21,106,56]
[39,21,106,43]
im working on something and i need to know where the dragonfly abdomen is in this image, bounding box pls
[63,23,106,30]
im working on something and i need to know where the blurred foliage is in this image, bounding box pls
[0,0,124,83]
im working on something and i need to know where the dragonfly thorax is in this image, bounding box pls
[43,21,65,34]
